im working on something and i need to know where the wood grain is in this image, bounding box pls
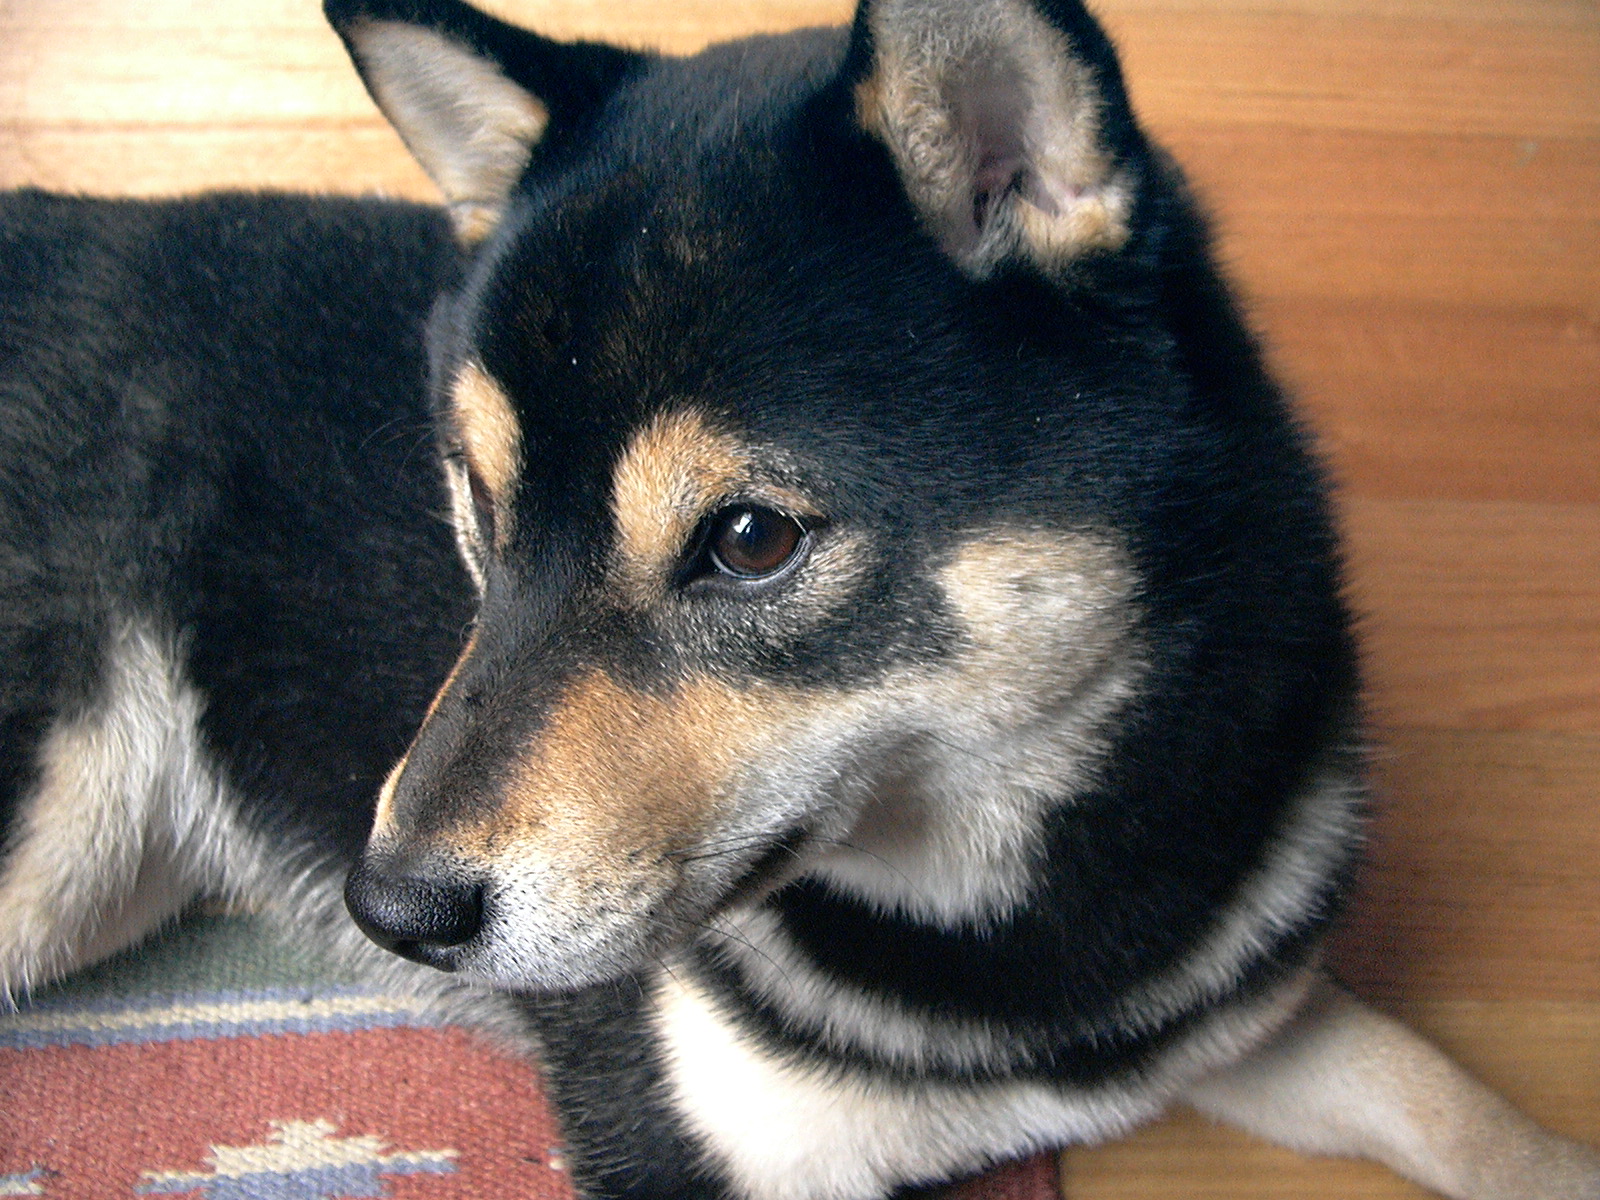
[1,0,1595,1191]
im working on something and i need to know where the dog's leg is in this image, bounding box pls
[1182,974,1600,1200]
[0,621,265,1002]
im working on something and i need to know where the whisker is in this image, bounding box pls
[919,730,1011,773]
[691,916,797,993]
[800,835,941,913]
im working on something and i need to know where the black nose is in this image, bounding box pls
[344,857,483,971]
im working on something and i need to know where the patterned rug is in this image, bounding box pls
[0,913,1060,1200]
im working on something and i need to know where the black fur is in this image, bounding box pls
[0,191,471,857]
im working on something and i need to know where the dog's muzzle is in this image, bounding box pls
[344,857,484,971]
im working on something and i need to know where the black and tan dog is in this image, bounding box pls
[0,0,1595,1197]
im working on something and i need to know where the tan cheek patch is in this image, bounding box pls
[937,528,1141,714]
[460,670,810,871]
[450,362,523,544]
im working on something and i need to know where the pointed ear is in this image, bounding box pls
[848,0,1142,278]
[325,0,643,244]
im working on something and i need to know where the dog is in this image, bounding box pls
[1,0,1596,1197]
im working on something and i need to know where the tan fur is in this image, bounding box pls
[936,528,1140,730]
[611,409,746,595]
[449,362,522,545]
[855,0,1132,275]
[1185,977,1600,1200]
[370,759,406,846]
[350,20,548,245]
[804,527,1144,923]
[399,665,833,991]
[468,669,796,864]
[608,409,818,605]
[416,525,1140,931]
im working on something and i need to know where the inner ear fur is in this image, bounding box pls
[325,0,642,245]
[853,0,1137,278]
[347,19,546,244]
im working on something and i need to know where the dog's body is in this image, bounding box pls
[0,1,1596,1198]
[0,191,474,995]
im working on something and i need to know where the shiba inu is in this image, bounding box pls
[0,0,1596,1197]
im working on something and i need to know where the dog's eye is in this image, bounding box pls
[706,506,806,579]
[445,453,496,559]
[466,466,496,545]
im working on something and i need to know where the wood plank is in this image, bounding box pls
[0,14,370,126]
[1065,1107,1437,1200]
[1166,129,1600,308]
[1065,1004,1600,1200]
[1334,728,1600,1000]
[1106,10,1600,138]
[1218,207,1596,309]
[1261,299,1600,505]
[1101,0,1595,18]
[1346,500,1600,732]
[1170,130,1599,227]
[4,2,1596,141]
[0,126,435,200]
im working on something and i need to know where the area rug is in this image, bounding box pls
[0,913,1060,1199]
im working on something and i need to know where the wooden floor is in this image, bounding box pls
[2,0,1595,1194]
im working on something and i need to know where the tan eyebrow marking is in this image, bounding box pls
[450,362,523,538]
[609,408,824,606]
[608,409,748,602]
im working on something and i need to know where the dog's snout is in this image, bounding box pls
[344,857,483,971]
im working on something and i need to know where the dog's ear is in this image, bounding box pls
[325,0,643,244]
[846,0,1143,278]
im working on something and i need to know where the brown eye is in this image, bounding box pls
[707,506,806,579]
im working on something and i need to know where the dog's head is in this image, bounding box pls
[330,0,1234,991]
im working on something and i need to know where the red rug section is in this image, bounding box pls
[0,1026,570,1199]
[0,1023,1060,1199]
